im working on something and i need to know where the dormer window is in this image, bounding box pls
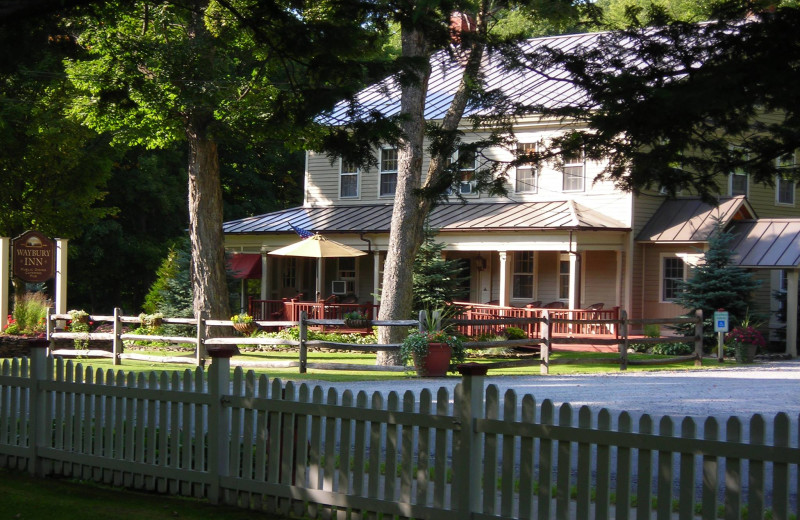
[379,147,398,197]
[340,159,359,199]
[515,143,538,193]
[776,153,797,206]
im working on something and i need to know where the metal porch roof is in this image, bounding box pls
[728,219,800,268]
[223,202,628,235]
[636,196,756,243]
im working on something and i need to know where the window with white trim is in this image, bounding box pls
[339,159,359,198]
[446,149,477,195]
[282,258,297,289]
[515,143,538,193]
[776,153,797,205]
[512,251,535,299]
[558,254,570,300]
[379,147,398,197]
[661,256,686,302]
[562,149,584,192]
[337,257,357,294]
[729,172,748,196]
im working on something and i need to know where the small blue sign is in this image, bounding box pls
[713,311,729,333]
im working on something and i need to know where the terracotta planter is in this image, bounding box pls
[734,343,757,364]
[413,343,452,377]
[233,322,257,335]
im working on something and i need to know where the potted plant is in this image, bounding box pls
[400,329,466,377]
[726,321,766,364]
[343,310,369,328]
[68,309,89,324]
[231,312,257,335]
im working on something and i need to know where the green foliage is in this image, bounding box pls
[230,313,253,324]
[412,228,468,311]
[643,324,660,337]
[503,326,528,340]
[257,327,378,345]
[400,329,467,369]
[651,342,693,355]
[10,292,50,334]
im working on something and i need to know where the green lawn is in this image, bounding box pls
[58,347,726,381]
[0,468,286,520]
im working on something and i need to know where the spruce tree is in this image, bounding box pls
[675,222,760,336]
[412,228,468,313]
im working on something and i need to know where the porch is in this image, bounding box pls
[247,297,620,342]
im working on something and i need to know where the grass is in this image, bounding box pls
[0,468,286,520]
[51,347,727,382]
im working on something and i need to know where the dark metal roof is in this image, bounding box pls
[728,219,800,268]
[322,32,601,125]
[636,196,756,243]
[223,202,628,235]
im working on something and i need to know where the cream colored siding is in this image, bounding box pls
[583,250,617,307]
[640,244,696,320]
[533,251,559,305]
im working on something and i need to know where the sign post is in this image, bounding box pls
[713,309,729,362]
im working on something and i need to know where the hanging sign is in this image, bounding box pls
[12,230,56,283]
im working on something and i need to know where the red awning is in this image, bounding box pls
[226,253,262,279]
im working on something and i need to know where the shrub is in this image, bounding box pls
[651,342,693,356]
[503,326,527,340]
[12,292,50,334]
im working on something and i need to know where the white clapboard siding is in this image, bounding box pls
[1,351,798,520]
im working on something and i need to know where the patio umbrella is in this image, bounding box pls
[269,234,366,298]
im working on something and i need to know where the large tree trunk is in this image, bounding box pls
[186,126,230,343]
[376,24,432,365]
[375,10,487,366]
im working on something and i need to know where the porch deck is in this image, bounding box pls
[247,298,621,343]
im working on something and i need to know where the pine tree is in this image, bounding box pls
[674,223,761,345]
[412,228,468,312]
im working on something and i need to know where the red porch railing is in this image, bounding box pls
[248,297,378,330]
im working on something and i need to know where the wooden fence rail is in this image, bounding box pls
[40,308,707,373]
[0,350,797,519]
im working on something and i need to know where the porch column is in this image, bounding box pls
[568,252,579,310]
[55,239,68,317]
[373,251,381,305]
[260,246,269,300]
[787,269,798,358]
[498,251,508,307]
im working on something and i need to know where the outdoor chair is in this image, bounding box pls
[543,301,565,309]
[525,300,542,308]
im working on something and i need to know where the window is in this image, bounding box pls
[662,256,686,302]
[515,143,538,193]
[562,150,584,192]
[282,258,297,289]
[446,149,477,195]
[337,257,357,294]
[559,255,570,300]
[512,251,535,299]
[340,159,359,198]
[729,172,748,196]
[379,147,398,197]
[776,153,797,205]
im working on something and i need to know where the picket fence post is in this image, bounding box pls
[207,349,232,504]
[196,311,205,366]
[454,371,485,516]
[28,339,49,477]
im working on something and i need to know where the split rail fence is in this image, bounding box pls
[0,348,797,519]
[42,309,706,373]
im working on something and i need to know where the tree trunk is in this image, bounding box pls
[186,126,230,344]
[375,10,487,366]
[376,24,431,366]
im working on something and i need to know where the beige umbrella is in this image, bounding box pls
[269,234,366,298]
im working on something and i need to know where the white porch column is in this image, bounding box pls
[498,251,508,307]
[55,239,68,316]
[787,269,798,358]
[373,251,381,305]
[568,252,579,310]
[0,237,8,330]
[260,247,269,300]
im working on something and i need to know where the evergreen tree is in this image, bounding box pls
[674,223,760,346]
[412,228,468,312]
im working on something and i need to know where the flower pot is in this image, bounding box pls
[734,342,757,364]
[344,318,369,328]
[233,322,257,335]
[413,343,452,377]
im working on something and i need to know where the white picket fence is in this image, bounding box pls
[1,347,798,519]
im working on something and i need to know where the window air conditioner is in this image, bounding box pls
[332,280,348,295]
